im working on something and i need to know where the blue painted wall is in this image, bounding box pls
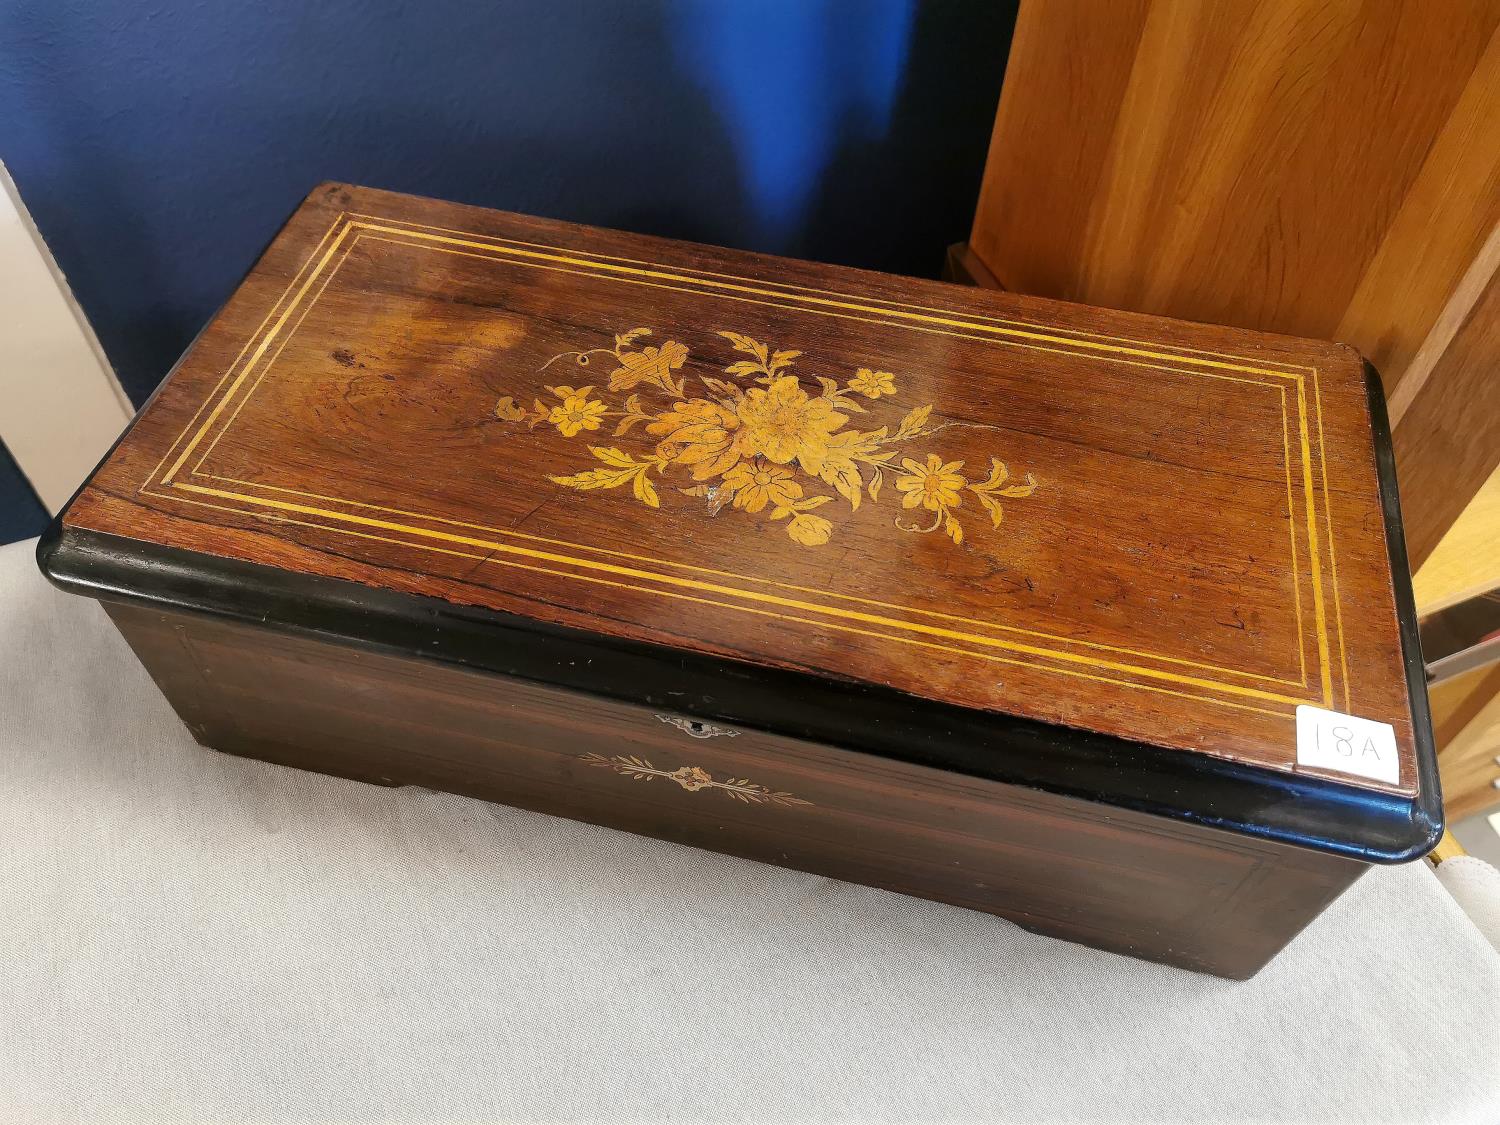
[0,440,48,545]
[0,0,1014,541]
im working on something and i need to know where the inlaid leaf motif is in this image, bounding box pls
[585,446,638,469]
[545,465,637,491]
[718,332,799,383]
[548,446,662,508]
[579,752,812,807]
[894,404,933,441]
[815,375,867,414]
[632,468,661,508]
[609,340,689,396]
[817,440,865,511]
[718,331,769,366]
[969,458,1038,529]
[612,393,654,436]
[699,376,743,403]
[816,427,895,511]
[943,511,964,545]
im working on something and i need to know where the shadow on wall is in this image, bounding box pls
[1,0,1016,408]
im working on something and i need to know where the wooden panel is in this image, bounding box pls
[104,599,1363,979]
[1416,465,1499,822]
[942,241,1004,289]
[1433,662,1500,750]
[1433,662,1500,822]
[1339,31,1500,402]
[969,0,1500,568]
[970,0,1150,299]
[58,183,1419,794]
[1389,265,1500,566]
[1414,466,1500,613]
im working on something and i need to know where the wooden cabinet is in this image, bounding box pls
[967,0,1500,569]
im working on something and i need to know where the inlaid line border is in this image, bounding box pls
[140,212,1350,716]
[345,209,1353,711]
[187,223,1312,691]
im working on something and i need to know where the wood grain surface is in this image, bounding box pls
[1389,261,1500,566]
[106,599,1364,979]
[1432,660,1500,822]
[967,0,1500,569]
[60,183,1418,794]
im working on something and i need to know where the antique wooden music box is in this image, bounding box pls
[41,183,1439,978]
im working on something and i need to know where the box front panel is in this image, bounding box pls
[106,600,1362,978]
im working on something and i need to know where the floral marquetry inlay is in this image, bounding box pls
[579,753,812,807]
[492,327,1039,547]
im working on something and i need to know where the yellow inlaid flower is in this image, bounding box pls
[513,324,1039,551]
[548,389,608,437]
[735,376,847,475]
[646,399,742,481]
[722,461,803,513]
[785,512,833,546]
[849,368,896,398]
[896,454,966,511]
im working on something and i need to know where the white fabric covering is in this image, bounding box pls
[2,537,1498,1124]
[1436,855,1500,953]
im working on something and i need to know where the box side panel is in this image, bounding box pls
[104,600,1364,978]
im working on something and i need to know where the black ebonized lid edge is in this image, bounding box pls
[36,364,1440,865]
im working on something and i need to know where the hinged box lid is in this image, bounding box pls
[43,183,1439,861]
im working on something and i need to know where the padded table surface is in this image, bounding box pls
[2,537,1497,1124]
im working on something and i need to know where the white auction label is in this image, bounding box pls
[1295,705,1400,785]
